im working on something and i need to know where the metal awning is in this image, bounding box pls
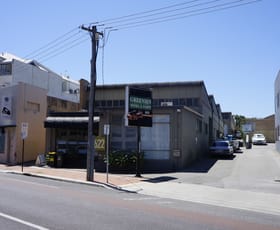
[44,116,99,128]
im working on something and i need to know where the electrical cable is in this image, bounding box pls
[10,0,261,75]
[23,27,79,59]
[102,0,261,31]
[90,0,202,25]
[97,0,220,27]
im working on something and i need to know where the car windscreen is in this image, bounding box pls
[213,142,228,147]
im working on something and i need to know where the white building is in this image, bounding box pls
[0,52,80,103]
[275,71,280,151]
[0,52,80,164]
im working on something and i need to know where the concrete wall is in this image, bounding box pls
[0,83,47,164]
[180,107,207,169]
[15,83,47,162]
[94,82,215,171]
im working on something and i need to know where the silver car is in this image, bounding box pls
[209,140,234,156]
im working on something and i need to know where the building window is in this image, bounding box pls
[0,63,12,75]
[26,101,40,113]
[179,98,186,106]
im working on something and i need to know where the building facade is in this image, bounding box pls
[80,80,224,172]
[246,115,275,143]
[275,71,280,151]
[222,112,235,136]
[0,53,80,164]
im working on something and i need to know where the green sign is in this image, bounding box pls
[126,87,152,127]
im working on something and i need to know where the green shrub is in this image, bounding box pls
[104,150,143,169]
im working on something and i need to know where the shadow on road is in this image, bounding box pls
[181,157,218,173]
[180,154,236,173]
[143,176,177,183]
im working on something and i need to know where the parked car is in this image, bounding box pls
[252,133,266,145]
[209,140,234,156]
[225,135,240,152]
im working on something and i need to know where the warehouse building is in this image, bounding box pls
[80,80,224,172]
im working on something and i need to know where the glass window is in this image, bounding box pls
[153,99,159,107]
[107,100,112,107]
[187,98,192,106]
[172,98,179,106]
[0,63,12,75]
[113,100,119,107]
[179,98,186,106]
[120,100,125,107]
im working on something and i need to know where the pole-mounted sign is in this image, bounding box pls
[125,86,152,127]
[125,86,152,177]
[21,122,28,140]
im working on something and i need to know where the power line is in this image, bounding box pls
[97,0,220,27]
[11,0,261,75]
[12,34,89,75]
[100,0,261,31]
[23,27,79,59]
[90,0,201,25]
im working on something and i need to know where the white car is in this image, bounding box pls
[209,140,234,156]
[252,133,266,145]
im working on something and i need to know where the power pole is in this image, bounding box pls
[81,25,101,182]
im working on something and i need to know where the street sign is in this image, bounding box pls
[21,122,28,140]
[104,124,110,135]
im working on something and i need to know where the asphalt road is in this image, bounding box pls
[1,172,280,230]
[144,143,280,194]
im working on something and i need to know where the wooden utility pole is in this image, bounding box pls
[81,25,101,182]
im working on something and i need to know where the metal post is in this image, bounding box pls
[21,140,24,173]
[136,126,141,177]
[106,132,109,183]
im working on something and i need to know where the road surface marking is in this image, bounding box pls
[0,212,49,230]
[2,177,59,189]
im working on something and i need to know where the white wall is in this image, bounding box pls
[10,59,80,103]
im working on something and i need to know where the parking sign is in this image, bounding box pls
[21,122,28,140]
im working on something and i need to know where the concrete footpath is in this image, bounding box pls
[1,163,280,216]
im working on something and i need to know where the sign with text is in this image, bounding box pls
[95,136,105,152]
[21,122,28,140]
[125,86,152,127]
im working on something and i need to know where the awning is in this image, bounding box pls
[44,116,99,128]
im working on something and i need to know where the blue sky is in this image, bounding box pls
[1,0,279,118]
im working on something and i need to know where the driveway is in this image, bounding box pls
[140,143,280,194]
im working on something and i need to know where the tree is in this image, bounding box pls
[233,115,246,137]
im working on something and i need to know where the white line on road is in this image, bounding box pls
[0,212,49,230]
[2,177,59,189]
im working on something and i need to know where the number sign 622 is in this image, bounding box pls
[94,136,105,152]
